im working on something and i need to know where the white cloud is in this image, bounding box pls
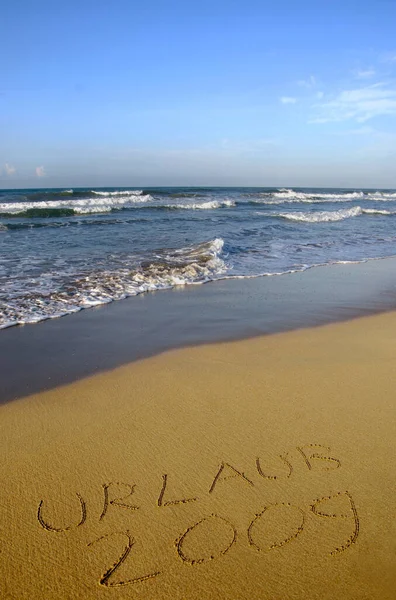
[311,83,396,123]
[297,75,316,88]
[36,166,46,177]
[354,68,376,79]
[4,163,16,175]
[316,91,324,99]
[280,96,297,105]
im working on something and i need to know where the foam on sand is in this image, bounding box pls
[0,312,395,599]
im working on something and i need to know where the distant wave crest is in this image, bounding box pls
[0,196,236,217]
[90,189,144,196]
[164,200,235,210]
[0,193,153,217]
[252,188,396,205]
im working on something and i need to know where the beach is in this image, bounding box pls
[1,187,396,598]
[1,305,395,599]
[4,0,396,594]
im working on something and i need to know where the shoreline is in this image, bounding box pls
[2,255,396,403]
[1,311,395,598]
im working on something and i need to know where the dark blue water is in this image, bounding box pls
[1,186,396,329]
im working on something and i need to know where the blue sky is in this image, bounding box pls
[2,0,396,188]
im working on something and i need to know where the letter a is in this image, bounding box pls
[209,462,254,494]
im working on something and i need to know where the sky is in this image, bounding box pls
[1,0,396,188]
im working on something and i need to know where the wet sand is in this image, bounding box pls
[2,256,396,403]
[1,311,395,599]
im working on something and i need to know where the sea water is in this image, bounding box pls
[1,186,396,329]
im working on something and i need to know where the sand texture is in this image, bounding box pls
[1,312,396,599]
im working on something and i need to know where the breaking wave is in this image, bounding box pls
[164,200,235,210]
[0,193,153,217]
[0,197,235,218]
[370,191,396,199]
[277,206,363,222]
[273,206,396,223]
[91,189,144,196]
[361,208,396,216]
[0,238,226,329]
[274,188,364,201]
[251,188,396,205]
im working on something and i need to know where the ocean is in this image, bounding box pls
[1,186,396,329]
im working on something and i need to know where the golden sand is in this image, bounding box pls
[1,312,396,599]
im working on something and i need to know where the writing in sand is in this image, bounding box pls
[37,443,359,589]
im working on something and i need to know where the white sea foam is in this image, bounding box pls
[254,188,366,205]
[277,206,363,222]
[274,188,364,200]
[370,191,396,198]
[0,238,226,329]
[362,208,396,215]
[252,188,396,205]
[91,190,144,196]
[0,196,236,216]
[258,207,396,221]
[166,200,235,210]
[0,193,153,215]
